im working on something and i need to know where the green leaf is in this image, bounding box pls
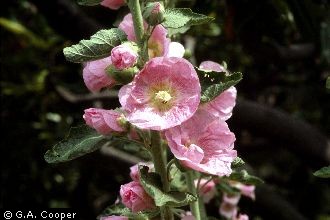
[313,166,330,178]
[326,76,330,89]
[217,182,240,195]
[229,170,264,185]
[163,8,213,33]
[139,166,197,207]
[63,28,127,63]
[44,125,108,163]
[77,0,101,6]
[200,71,242,103]
[100,203,159,220]
[231,157,245,169]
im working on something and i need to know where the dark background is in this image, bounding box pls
[1,0,329,219]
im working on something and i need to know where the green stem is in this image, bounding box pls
[128,0,144,43]
[150,131,173,220]
[185,171,201,220]
[127,0,149,65]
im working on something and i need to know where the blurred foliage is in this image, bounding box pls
[1,0,329,219]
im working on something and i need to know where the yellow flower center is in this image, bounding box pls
[155,90,172,104]
[149,83,176,112]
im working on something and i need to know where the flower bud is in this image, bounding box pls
[83,57,115,92]
[120,181,155,212]
[143,2,165,26]
[111,42,138,70]
[106,65,138,85]
[83,108,126,135]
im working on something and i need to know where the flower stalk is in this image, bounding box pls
[150,130,174,220]
[185,171,202,220]
[127,0,149,65]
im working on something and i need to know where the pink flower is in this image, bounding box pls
[199,60,227,73]
[83,108,126,135]
[165,42,185,58]
[181,212,195,220]
[199,61,236,121]
[83,57,115,92]
[118,14,170,58]
[100,0,125,10]
[231,182,255,200]
[223,193,241,205]
[219,202,238,219]
[100,216,128,220]
[120,181,155,212]
[195,179,216,203]
[111,44,138,70]
[164,110,237,176]
[129,162,154,181]
[235,214,249,220]
[119,57,201,130]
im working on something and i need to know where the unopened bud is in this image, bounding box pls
[143,2,165,26]
[111,42,139,70]
[106,65,138,85]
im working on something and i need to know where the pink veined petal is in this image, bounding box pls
[82,56,115,92]
[119,57,201,130]
[165,109,237,176]
[199,60,227,72]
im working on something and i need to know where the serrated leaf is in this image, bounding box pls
[231,157,245,168]
[63,28,127,63]
[229,170,264,185]
[313,166,330,178]
[163,8,213,30]
[99,204,159,220]
[200,72,242,103]
[326,76,330,89]
[44,125,108,163]
[77,0,101,6]
[139,166,197,207]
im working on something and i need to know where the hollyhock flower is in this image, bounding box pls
[100,0,125,10]
[235,214,249,220]
[195,179,216,203]
[199,60,227,73]
[83,57,115,92]
[111,43,138,70]
[181,212,195,220]
[129,163,154,181]
[223,193,241,205]
[199,61,236,121]
[83,108,126,135]
[231,182,255,200]
[166,42,185,58]
[119,57,201,130]
[219,202,238,219]
[119,14,170,58]
[164,109,236,176]
[120,181,155,212]
[100,216,128,220]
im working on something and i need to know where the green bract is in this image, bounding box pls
[44,125,108,163]
[139,166,197,207]
[229,170,264,185]
[63,28,127,63]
